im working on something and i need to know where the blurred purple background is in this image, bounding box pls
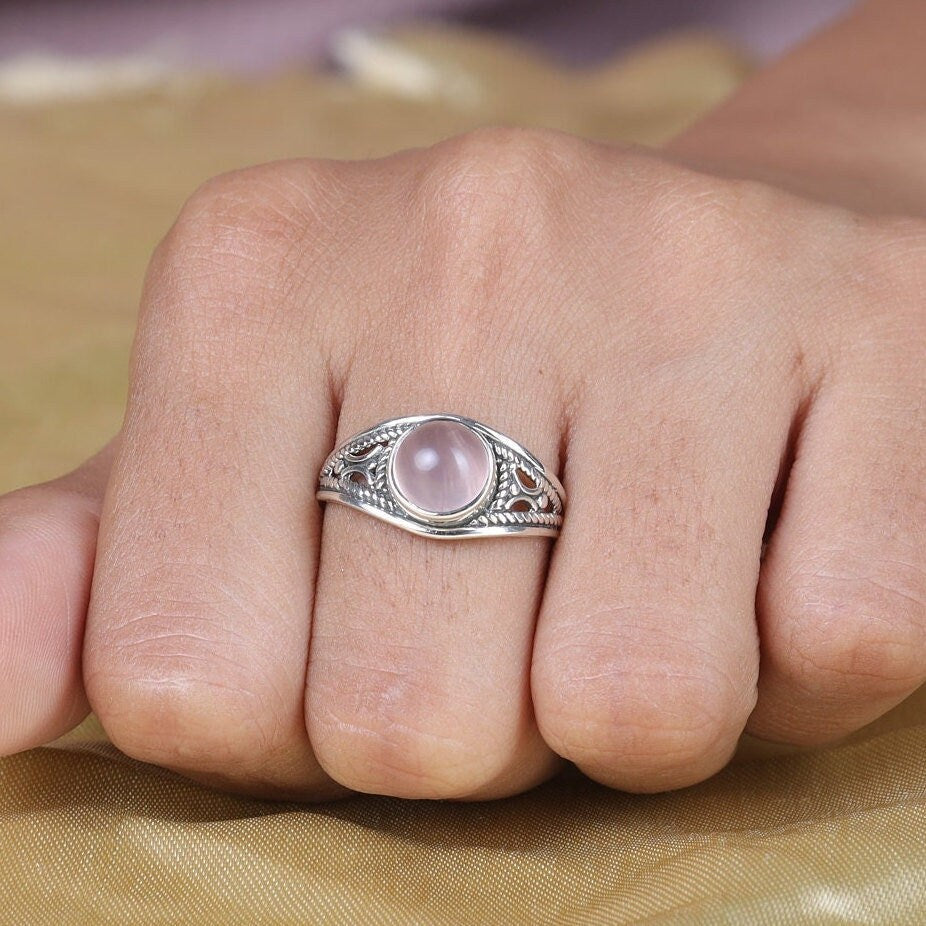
[0,0,855,70]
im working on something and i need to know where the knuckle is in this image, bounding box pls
[839,215,926,349]
[409,126,586,342]
[535,626,751,789]
[780,564,926,700]
[85,609,287,771]
[312,721,487,800]
[633,166,751,252]
[135,159,342,399]
[418,127,572,261]
[640,165,834,272]
[144,159,340,324]
[89,672,266,772]
[428,125,576,194]
[166,160,332,260]
[308,661,505,799]
[602,166,796,355]
[852,215,926,302]
[155,167,293,282]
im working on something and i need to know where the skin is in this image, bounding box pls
[0,0,923,802]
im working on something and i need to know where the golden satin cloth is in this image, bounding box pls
[1,28,924,924]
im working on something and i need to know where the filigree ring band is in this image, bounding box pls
[317,414,565,539]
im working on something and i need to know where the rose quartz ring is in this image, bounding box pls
[317,414,565,539]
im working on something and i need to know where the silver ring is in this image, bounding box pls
[317,414,565,539]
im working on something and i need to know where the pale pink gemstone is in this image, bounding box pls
[391,420,492,515]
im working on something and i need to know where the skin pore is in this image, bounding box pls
[0,0,922,802]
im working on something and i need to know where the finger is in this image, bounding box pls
[751,361,926,743]
[303,135,571,798]
[83,168,347,801]
[0,440,114,754]
[308,374,564,800]
[532,361,793,793]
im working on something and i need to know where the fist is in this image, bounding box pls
[3,128,924,801]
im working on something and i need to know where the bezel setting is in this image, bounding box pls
[386,418,497,526]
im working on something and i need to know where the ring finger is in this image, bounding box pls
[307,351,564,799]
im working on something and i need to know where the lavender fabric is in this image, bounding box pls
[0,0,855,70]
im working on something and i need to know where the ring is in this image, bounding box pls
[317,414,565,539]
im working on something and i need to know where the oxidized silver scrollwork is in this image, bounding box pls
[317,414,565,539]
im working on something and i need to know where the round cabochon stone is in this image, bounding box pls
[391,419,492,516]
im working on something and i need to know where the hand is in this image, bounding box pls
[1,127,923,801]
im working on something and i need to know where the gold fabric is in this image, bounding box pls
[1,28,923,924]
